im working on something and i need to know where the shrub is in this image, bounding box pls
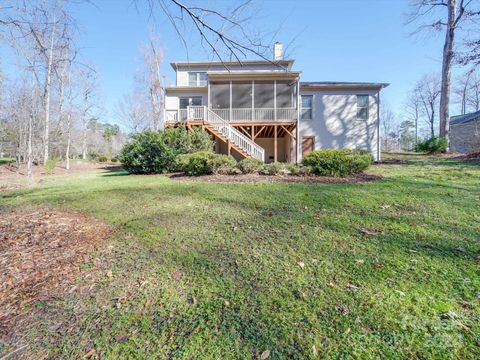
[110,157,118,163]
[259,162,286,175]
[44,158,59,175]
[415,137,448,153]
[286,163,312,176]
[98,155,108,162]
[120,127,214,174]
[303,149,373,177]
[176,151,236,176]
[237,158,263,174]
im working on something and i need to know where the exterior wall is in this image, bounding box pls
[298,89,380,161]
[450,120,480,153]
[165,90,208,110]
[175,64,289,86]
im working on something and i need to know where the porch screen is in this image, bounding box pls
[231,81,252,108]
[276,80,297,108]
[210,81,230,109]
[254,81,274,108]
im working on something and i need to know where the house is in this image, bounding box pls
[164,43,389,163]
[450,110,480,154]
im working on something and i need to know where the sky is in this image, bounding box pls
[2,0,460,127]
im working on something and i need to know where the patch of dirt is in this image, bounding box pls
[454,152,480,161]
[379,158,405,164]
[0,209,114,350]
[0,161,121,180]
[168,172,382,184]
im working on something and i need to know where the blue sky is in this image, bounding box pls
[3,0,455,125]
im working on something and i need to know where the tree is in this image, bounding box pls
[407,0,480,142]
[380,100,396,151]
[399,120,416,151]
[415,74,441,138]
[405,89,422,146]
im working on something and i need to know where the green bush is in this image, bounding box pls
[236,158,263,174]
[176,151,236,176]
[44,158,59,175]
[98,155,108,162]
[259,162,285,175]
[120,127,214,174]
[415,137,448,153]
[286,163,312,176]
[110,157,118,163]
[303,149,373,177]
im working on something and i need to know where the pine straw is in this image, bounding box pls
[0,209,114,348]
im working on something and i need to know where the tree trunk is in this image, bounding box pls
[43,15,56,164]
[82,111,87,159]
[439,0,456,142]
[66,113,71,170]
[27,87,35,179]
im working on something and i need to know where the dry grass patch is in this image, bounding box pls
[0,209,114,350]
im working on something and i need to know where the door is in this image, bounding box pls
[302,136,315,158]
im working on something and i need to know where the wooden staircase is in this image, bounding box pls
[187,106,265,162]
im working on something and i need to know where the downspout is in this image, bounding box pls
[296,79,301,164]
[376,90,381,162]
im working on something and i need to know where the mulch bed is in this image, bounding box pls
[168,172,382,184]
[454,152,480,161]
[0,209,114,350]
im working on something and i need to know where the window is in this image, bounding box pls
[188,72,208,86]
[301,95,313,120]
[179,97,202,108]
[356,95,369,120]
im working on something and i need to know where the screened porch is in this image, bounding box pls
[209,79,299,122]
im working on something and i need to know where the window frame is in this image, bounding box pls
[356,95,369,121]
[301,95,314,121]
[188,72,208,87]
[179,96,203,109]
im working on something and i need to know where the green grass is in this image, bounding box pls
[1,155,479,359]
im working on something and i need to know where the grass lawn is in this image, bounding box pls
[1,154,479,359]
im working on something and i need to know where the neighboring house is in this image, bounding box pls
[164,43,389,163]
[450,110,480,154]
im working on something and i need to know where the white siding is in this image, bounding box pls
[165,90,208,110]
[299,89,380,161]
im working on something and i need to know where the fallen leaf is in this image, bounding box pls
[327,282,337,288]
[373,263,384,269]
[346,283,359,291]
[296,260,305,269]
[338,305,349,316]
[106,270,113,278]
[312,345,318,356]
[144,298,152,308]
[358,228,380,236]
[171,271,182,281]
[260,350,270,359]
[395,290,406,296]
[355,259,365,265]
[115,333,129,343]
[266,211,273,217]
[313,212,322,220]
[85,348,96,358]
[224,300,230,306]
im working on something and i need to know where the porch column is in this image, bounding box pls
[274,125,277,162]
[251,80,254,122]
[274,80,277,121]
[229,80,232,122]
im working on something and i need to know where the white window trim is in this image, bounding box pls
[356,94,369,121]
[301,94,314,121]
[188,72,208,87]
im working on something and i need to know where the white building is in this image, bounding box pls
[164,44,388,163]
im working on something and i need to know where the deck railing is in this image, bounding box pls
[165,107,297,123]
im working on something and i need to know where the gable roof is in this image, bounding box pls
[450,110,480,125]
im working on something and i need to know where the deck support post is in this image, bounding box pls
[227,140,231,156]
[274,125,277,163]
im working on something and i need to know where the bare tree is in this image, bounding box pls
[142,33,164,131]
[380,100,396,151]
[79,65,97,159]
[415,74,442,138]
[139,0,276,64]
[405,89,422,146]
[407,0,480,142]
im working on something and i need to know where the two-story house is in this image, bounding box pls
[164,43,388,163]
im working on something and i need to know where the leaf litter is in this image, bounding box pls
[0,208,114,350]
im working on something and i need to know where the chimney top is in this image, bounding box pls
[274,42,283,61]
